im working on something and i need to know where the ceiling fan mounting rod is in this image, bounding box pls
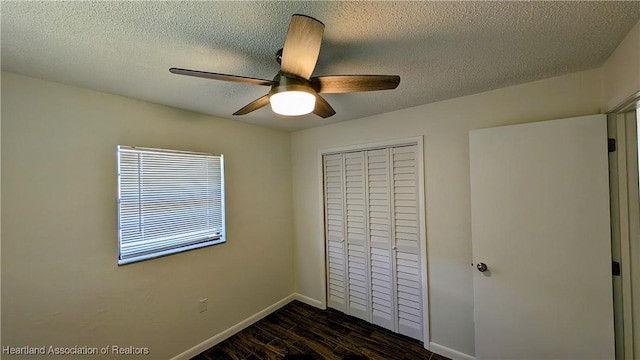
[276,48,283,65]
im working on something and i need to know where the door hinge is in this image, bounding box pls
[608,138,616,152]
[612,261,621,276]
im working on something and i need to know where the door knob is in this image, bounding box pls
[477,263,488,272]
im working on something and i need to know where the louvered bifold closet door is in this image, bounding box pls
[325,144,425,342]
[392,145,423,340]
[324,153,347,312]
[344,152,371,320]
[367,148,396,331]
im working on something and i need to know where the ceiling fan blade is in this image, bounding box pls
[311,75,400,93]
[280,14,325,80]
[170,68,275,86]
[233,94,270,115]
[313,95,336,118]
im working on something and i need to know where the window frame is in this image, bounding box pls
[116,145,226,265]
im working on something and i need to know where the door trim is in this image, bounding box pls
[317,136,430,347]
[608,109,639,360]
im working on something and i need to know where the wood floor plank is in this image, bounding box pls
[234,331,283,360]
[221,334,256,359]
[304,312,352,336]
[284,302,314,318]
[403,342,433,358]
[264,309,299,331]
[266,338,305,357]
[357,346,402,360]
[332,345,364,358]
[336,332,409,360]
[202,347,234,360]
[318,309,378,335]
[242,324,279,345]
[210,345,246,360]
[290,314,349,343]
[344,330,408,357]
[287,326,341,360]
[191,300,447,360]
[256,320,303,343]
[403,351,433,360]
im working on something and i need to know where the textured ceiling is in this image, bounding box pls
[2,1,639,131]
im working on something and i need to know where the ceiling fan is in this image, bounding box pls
[169,14,400,118]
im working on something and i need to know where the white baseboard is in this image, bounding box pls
[293,293,324,309]
[173,293,473,360]
[429,342,475,360]
[170,293,296,360]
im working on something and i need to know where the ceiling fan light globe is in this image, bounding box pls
[270,91,316,116]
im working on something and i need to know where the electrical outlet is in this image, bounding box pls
[199,298,208,313]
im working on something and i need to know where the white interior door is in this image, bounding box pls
[470,114,615,360]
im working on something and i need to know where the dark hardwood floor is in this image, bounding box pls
[191,300,449,360]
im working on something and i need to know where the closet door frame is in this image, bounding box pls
[319,136,430,348]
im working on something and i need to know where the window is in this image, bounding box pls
[117,146,225,265]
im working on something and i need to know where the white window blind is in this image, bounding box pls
[117,146,225,265]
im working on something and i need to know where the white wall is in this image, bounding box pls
[1,72,294,359]
[602,20,640,111]
[290,69,602,356]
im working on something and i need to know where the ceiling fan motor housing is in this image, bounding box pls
[269,72,317,97]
